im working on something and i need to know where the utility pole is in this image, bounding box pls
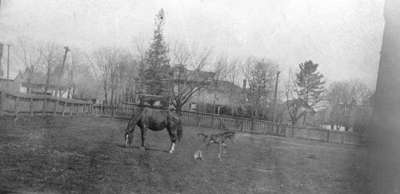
[6,44,10,80]
[69,50,74,99]
[0,43,3,78]
[272,71,280,125]
[61,46,70,75]
[58,46,69,97]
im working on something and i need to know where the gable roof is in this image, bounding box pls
[16,67,71,88]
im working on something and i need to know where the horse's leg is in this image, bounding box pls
[125,114,140,147]
[218,143,223,161]
[139,125,146,151]
[125,125,136,147]
[222,142,227,154]
[167,127,177,154]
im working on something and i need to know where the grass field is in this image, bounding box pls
[0,116,369,194]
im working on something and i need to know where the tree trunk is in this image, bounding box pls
[369,0,400,192]
[110,86,114,117]
[175,105,183,116]
[302,112,307,125]
[45,63,51,95]
[103,79,108,105]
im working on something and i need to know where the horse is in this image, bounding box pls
[124,107,183,153]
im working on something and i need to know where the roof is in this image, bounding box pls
[171,65,215,83]
[0,78,14,82]
[1,90,91,104]
[16,67,71,88]
[21,82,71,90]
[207,80,243,94]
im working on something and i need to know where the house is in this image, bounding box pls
[0,78,19,93]
[134,64,247,114]
[186,80,246,114]
[14,69,74,98]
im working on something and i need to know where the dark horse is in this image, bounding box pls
[124,107,183,153]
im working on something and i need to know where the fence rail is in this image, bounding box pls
[91,102,368,145]
[0,90,93,116]
[0,91,367,146]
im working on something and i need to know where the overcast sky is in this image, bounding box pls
[0,0,385,88]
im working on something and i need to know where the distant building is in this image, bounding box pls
[186,80,246,114]
[0,78,19,93]
[14,69,74,98]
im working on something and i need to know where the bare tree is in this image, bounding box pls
[93,48,112,104]
[169,42,218,115]
[327,80,372,105]
[66,48,100,100]
[283,69,312,125]
[226,58,241,86]
[327,79,373,130]
[15,37,44,92]
[93,47,136,106]
[39,42,63,95]
[243,57,277,120]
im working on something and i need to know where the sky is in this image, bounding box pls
[0,0,385,89]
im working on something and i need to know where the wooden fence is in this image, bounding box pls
[0,90,93,116]
[0,92,367,146]
[93,102,368,146]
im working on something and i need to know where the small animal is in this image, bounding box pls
[197,131,236,161]
[193,150,203,160]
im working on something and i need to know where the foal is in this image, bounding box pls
[197,131,236,161]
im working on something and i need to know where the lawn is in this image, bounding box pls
[0,116,369,194]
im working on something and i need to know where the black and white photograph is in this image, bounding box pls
[0,0,399,193]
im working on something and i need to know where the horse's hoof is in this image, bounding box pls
[168,150,174,154]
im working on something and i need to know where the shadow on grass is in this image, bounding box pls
[115,143,169,153]
[0,188,17,194]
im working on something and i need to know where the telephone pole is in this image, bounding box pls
[6,44,10,80]
[272,71,280,124]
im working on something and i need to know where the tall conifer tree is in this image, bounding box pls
[142,9,170,95]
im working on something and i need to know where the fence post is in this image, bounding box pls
[42,97,47,115]
[326,130,330,142]
[111,103,114,118]
[251,118,254,131]
[341,132,345,144]
[62,101,66,116]
[14,96,18,116]
[0,91,3,116]
[291,126,295,137]
[29,97,33,116]
[54,99,58,116]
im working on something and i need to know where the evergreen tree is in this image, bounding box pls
[295,60,325,124]
[142,9,170,95]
